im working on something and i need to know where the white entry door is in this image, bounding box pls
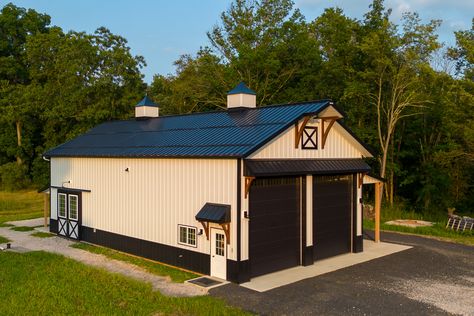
[210,228,227,279]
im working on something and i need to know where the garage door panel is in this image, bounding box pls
[313,175,352,261]
[249,176,301,277]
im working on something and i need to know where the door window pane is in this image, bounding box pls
[58,194,66,218]
[69,195,78,220]
[215,233,224,256]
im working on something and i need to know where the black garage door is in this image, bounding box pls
[313,175,352,260]
[249,177,301,277]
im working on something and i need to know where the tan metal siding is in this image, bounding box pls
[50,157,238,260]
[240,160,250,261]
[50,187,58,220]
[249,120,369,159]
[306,175,313,246]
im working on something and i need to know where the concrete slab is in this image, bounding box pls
[6,217,45,227]
[240,240,412,292]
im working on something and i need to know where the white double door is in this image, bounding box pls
[210,228,227,279]
[57,192,80,239]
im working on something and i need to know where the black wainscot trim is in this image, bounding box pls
[227,259,250,283]
[303,246,314,266]
[354,235,363,253]
[50,218,58,234]
[81,226,210,275]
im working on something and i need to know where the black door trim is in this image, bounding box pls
[57,189,82,240]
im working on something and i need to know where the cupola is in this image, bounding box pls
[135,95,159,118]
[227,82,256,109]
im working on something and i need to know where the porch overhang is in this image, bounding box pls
[195,203,231,244]
[244,158,371,177]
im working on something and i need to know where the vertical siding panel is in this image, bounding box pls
[50,157,237,257]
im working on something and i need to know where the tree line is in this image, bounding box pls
[1,0,473,216]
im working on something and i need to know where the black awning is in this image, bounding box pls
[244,159,371,177]
[195,203,231,223]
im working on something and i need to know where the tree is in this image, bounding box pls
[207,0,321,105]
[0,3,51,166]
[449,18,474,80]
[360,1,441,203]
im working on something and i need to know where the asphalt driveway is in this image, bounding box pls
[210,232,474,315]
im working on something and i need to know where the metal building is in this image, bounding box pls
[44,82,374,283]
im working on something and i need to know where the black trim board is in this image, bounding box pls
[352,174,358,253]
[354,235,363,253]
[51,186,91,193]
[227,259,250,283]
[50,218,58,234]
[81,226,210,275]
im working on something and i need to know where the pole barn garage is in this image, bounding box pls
[44,82,375,283]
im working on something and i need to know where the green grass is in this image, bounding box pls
[10,226,35,232]
[0,251,249,316]
[30,231,55,238]
[0,235,9,243]
[364,203,474,246]
[72,242,198,283]
[0,190,43,224]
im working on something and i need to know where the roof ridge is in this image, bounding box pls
[115,99,332,122]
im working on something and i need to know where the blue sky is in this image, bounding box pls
[9,0,473,83]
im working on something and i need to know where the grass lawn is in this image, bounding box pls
[0,190,43,224]
[0,251,248,316]
[0,235,9,243]
[30,231,55,238]
[364,220,474,245]
[72,242,198,283]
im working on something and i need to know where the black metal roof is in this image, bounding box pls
[195,203,231,223]
[244,159,371,177]
[44,100,336,158]
[136,95,159,107]
[227,82,256,95]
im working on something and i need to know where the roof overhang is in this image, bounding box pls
[244,159,371,177]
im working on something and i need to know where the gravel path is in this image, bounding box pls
[0,222,206,297]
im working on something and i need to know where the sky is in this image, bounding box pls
[8,0,473,83]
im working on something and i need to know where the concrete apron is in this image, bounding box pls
[241,240,412,292]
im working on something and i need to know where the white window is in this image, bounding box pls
[178,225,197,247]
[58,193,66,218]
[69,195,78,220]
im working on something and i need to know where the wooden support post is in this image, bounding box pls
[321,117,339,149]
[358,173,365,189]
[374,182,381,243]
[199,221,210,240]
[244,176,255,199]
[294,116,312,148]
[220,223,231,244]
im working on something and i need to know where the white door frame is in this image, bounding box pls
[210,228,227,279]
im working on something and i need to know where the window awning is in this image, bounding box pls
[244,159,371,177]
[195,203,231,224]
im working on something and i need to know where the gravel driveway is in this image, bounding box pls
[0,220,205,297]
[210,231,474,316]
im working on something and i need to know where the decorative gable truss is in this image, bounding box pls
[249,105,373,160]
